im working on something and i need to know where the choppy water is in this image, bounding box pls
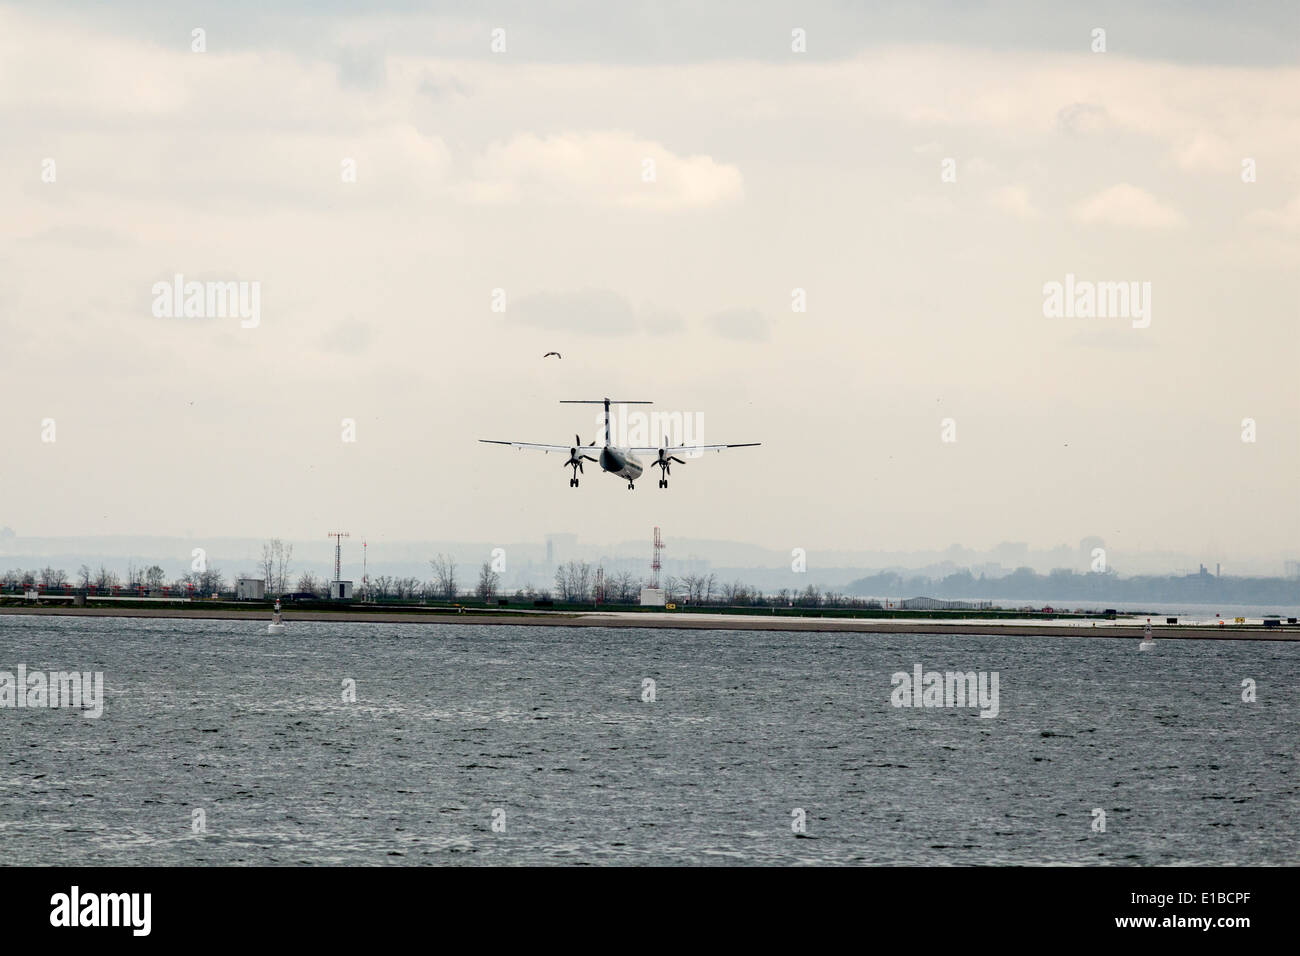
[0,615,1295,865]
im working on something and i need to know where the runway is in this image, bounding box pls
[1,605,1296,640]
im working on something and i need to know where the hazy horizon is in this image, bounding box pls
[1,528,1295,582]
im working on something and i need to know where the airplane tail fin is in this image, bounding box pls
[560,398,652,446]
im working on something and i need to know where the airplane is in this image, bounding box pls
[480,397,760,490]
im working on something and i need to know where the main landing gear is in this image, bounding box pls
[627,481,635,490]
[654,453,682,489]
[566,438,595,488]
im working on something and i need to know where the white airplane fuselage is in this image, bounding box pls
[599,446,643,481]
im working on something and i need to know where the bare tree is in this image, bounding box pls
[77,564,92,589]
[570,561,592,602]
[276,542,293,594]
[145,565,166,589]
[429,554,458,600]
[198,567,225,596]
[722,579,749,605]
[553,561,592,602]
[260,545,274,588]
[796,584,821,607]
[260,539,294,594]
[678,573,705,603]
[477,561,501,601]
[611,570,637,603]
[94,565,119,589]
[296,571,318,594]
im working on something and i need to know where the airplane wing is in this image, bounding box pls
[479,440,596,454]
[629,443,761,459]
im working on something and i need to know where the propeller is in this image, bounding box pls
[567,435,598,473]
[656,448,685,475]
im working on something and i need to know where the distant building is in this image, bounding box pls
[330,580,353,600]
[545,533,577,566]
[236,578,266,600]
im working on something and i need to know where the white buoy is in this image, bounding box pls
[1139,619,1155,651]
[267,598,286,635]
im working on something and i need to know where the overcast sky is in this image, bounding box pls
[1,1,1297,571]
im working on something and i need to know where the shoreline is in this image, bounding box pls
[1,605,1297,640]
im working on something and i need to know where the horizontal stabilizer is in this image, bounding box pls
[559,399,652,405]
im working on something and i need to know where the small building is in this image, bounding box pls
[330,580,354,600]
[236,578,266,600]
[639,587,665,606]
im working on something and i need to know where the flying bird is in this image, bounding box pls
[543,351,561,359]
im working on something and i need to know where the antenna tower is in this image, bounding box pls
[651,526,664,589]
[328,531,351,581]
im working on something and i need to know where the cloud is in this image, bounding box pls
[1054,102,1110,134]
[1071,184,1184,228]
[461,131,743,209]
[509,289,684,336]
[1247,193,1300,232]
[417,72,470,101]
[1172,131,1236,172]
[638,306,686,335]
[704,308,770,342]
[321,318,374,354]
[988,184,1038,219]
[335,48,388,90]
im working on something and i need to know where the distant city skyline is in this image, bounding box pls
[1,527,1295,583]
